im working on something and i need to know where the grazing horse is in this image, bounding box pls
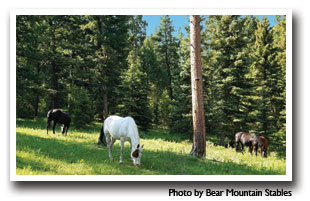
[259,136,268,158]
[47,109,71,135]
[99,115,143,166]
[235,132,264,156]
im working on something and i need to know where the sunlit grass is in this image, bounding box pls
[16,118,286,175]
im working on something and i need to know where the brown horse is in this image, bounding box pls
[259,136,268,158]
[235,132,264,156]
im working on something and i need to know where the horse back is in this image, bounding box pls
[235,132,247,142]
[237,132,258,145]
[58,112,71,124]
[104,116,138,139]
[47,109,71,124]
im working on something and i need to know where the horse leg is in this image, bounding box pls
[249,146,253,155]
[107,136,116,159]
[109,138,116,159]
[119,138,124,164]
[235,142,239,152]
[105,135,112,158]
[61,124,65,135]
[65,124,70,136]
[47,121,51,135]
[52,121,56,135]
[255,145,258,156]
[241,144,244,154]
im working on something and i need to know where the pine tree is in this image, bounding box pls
[267,16,287,150]
[273,15,286,132]
[121,50,152,131]
[16,16,43,118]
[169,30,192,135]
[81,15,130,120]
[152,15,179,101]
[251,17,283,137]
[203,16,255,144]
[138,37,165,126]
[71,87,93,128]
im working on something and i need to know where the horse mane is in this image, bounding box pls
[125,117,140,145]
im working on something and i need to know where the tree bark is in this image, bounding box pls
[189,15,206,157]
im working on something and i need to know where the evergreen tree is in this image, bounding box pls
[15,15,286,150]
[70,87,93,128]
[273,15,286,133]
[16,15,44,118]
[203,16,255,144]
[139,37,163,125]
[169,30,192,135]
[152,15,179,101]
[250,17,283,137]
[81,15,130,120]
[150,15,180,127]
[128,15,148,54]
[121,50,152,131]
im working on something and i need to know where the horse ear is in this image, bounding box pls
[141,144,144,148]
[137,144,140,149]
[132,149,139,158]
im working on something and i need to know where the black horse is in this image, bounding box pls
[47,109,71,135]
[235,132,264,156]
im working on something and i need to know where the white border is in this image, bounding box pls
[10,8,292,181]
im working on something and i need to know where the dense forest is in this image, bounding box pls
[16,15,286,150]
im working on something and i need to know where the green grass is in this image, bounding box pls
[16,118,286,175]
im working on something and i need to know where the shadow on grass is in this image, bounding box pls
[17,118,101,135]
[141,129,190,143]
[16,132,282,175]
[17,118,47,130]
[16,155,52,173]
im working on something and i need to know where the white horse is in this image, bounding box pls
[99,115,143,166]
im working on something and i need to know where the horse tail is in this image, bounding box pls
[98,125,107,146]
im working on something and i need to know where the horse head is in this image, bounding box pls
[131,144,144,166]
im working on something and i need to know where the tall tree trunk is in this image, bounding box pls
[189,15,206,157]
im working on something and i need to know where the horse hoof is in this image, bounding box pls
[119,161,123,164]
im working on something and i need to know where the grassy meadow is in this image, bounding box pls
[16,118,286,175]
